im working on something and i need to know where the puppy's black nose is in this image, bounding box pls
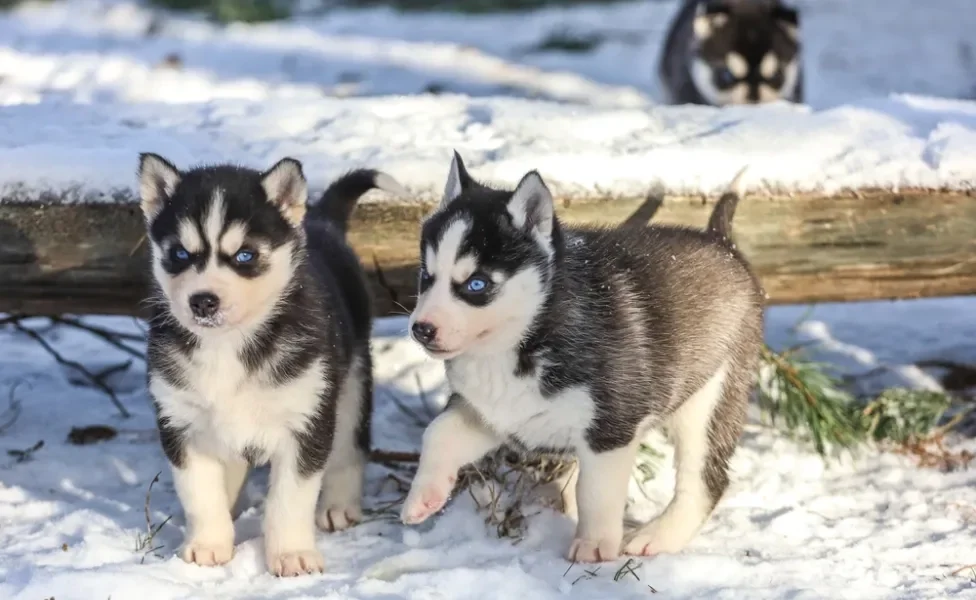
[411,321,437,345]
[189,292,220,318]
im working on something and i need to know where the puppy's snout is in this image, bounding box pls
[189,292,220,319]
[411,321,438,346]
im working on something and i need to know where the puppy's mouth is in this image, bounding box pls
[428,350,462,361]
[422,344,459,359]
[424,334,494,360]
[190,312,226,329]
[193,315,224,329]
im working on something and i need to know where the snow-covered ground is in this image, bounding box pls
[1,0,976,202]
[1,1,975,598]
[1,301,976,600]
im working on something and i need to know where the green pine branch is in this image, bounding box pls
[758,344,969,458]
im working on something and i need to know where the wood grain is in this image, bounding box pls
[2,189,974,317]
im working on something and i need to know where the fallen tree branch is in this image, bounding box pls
[50,315,146,360]
[369,450,421,463]
[11,321,131,418]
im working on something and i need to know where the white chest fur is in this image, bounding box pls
[446,352,595,451]
[150,337,327,463]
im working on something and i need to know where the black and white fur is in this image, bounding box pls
[139,155,403,576]
[401,153,763,562]
[659,0,802,106]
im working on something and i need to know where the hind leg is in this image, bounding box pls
[318,354,370,532]
[624,362,744,556]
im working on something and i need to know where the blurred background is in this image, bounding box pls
[0,0,973,109]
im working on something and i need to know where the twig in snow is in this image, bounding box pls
[457,448,576,542]
[0,314,26,328]
[613,557,641,582]
[369,449,421,464]
[50,316,146,360]
[950,563,976,578]
[7,440,44,464]
[135,472,172,562]
[563,559,577,578]
[571,566,601,585]
[11,321,131,418]
[0,379,27,434]
[93,360,135,384]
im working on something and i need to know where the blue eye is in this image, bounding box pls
[465,276,489,294]
[715,67,737,87]
[171,246,190,262]
[234,250,255,263]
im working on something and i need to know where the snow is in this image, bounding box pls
[1,0,976,203]
[1,300,976,599]
[1,1,976,597]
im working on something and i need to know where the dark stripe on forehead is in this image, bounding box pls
[146,164,298,249]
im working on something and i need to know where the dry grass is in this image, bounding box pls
[456,448,576,541]
[135,472,172,563]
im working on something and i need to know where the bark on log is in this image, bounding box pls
[1,189,974,318]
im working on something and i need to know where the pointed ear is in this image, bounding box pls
[507,171,554,239]
[694,1,729,38]
[440,150,474,208]
[773,5,799,40]
[773,5,799,26]
[261,157,308,227]
[138,153,181,221]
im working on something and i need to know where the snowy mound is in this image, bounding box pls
[1,94,976,205]
[1,0,975,204]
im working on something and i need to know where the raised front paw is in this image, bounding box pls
[268,549,325,577]
[567,536,621,563]
[181,538,234,567]
[317,504,363,532]
[400,472,456,525]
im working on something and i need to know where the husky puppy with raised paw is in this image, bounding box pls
[139,154,403,576]
[401,153,763,562]
[659,0,802,106]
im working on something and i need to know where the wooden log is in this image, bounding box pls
[1,189,975,318]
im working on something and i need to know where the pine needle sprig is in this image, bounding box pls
[860,388,956,444]
[757,345,865,456]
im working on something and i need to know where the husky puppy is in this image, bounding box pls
[139,154,402,576]
[659,0,802,106]
[401,154,763,562]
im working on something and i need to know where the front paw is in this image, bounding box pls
[623,523,694,557]
[268,549,325,577]
[400,472,456,525]
[567,536,621,563]
[181,538,234,567]
[317,504,363,532]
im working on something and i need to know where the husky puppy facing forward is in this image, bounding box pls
[659,0,802,106]
[401,154,763,562]
[139,154,401,576]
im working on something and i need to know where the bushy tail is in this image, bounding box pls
[309,169,407,235]
[707,166,748,242]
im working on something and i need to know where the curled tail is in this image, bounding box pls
[309,169,407,235]
[707,166,748,242]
